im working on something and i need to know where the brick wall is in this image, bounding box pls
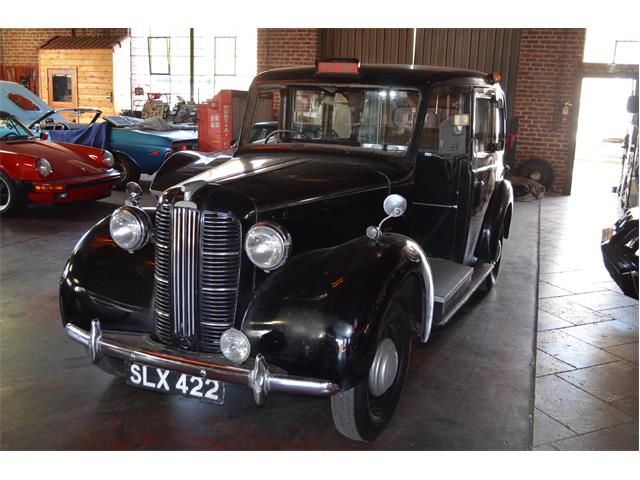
[0,28,129,66]
[513,28,586,194]
[257,29,322,73]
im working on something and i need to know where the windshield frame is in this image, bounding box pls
[0,111,36,140]
[239,82,423,157]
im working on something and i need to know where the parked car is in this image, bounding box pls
[0,80,198,190]
[602,208,639,299]
[0,111,120,215]
[61,61,513,441]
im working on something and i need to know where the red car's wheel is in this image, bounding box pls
[0,171,20,216]
[113,154,140,191]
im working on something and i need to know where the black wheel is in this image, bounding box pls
[517,158,555,191]
[331,296,411,441]
[113,154,140,190]
[480,227,504,292]
[0,171,20,216]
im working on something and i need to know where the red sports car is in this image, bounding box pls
[0,111,120,215]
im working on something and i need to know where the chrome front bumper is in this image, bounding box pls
[65,319,340,405]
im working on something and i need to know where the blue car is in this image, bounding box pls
[0,81,198,189]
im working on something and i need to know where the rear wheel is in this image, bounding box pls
[331,296,411,441]
[0,171,20,216]
[113,154,140,190]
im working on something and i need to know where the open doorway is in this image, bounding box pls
[572,77,635,200]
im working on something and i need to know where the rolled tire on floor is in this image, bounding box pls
[330,296,411,441]
[113,154,141,191]
[517,157,555,191]
[0,171,20,216]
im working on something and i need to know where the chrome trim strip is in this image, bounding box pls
[65,321,339,403]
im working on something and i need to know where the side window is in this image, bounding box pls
[420,91,469,154]
[474,93,503,154]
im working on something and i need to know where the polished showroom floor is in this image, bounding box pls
[533,159,639,450]
[0,179,539,450]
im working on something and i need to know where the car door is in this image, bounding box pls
[463,88,505,263]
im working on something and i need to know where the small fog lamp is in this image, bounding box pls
[220,328,251,364]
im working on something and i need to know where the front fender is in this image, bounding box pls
[59,208,157,333]
[241,233,433,389]
[476,179,513,262]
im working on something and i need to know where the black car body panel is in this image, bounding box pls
[602,208,639,299]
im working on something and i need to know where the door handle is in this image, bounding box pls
[474,180,485,187]
[106,92,113,101]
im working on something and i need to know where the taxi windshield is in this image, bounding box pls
[245,85,420,154]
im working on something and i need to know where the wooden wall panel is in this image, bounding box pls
[414,28,521,115]
[39,49,115,114]
[323,28,521,115]
[323,29,414,64]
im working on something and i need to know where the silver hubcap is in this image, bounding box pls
[0,177,10,211]
[369,337,399,397]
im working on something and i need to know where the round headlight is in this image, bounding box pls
[109,206,152,252]
[244,222,291,271]
[103,150,115,168]
[36,158,52,177]
[220,328,251,364]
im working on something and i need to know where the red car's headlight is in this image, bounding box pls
[103,150,115,168]
[36,158,52,177]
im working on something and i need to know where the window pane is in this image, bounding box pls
[149,37,170,75]
[474,98,496,152]
[215,37,236,76]
[52,74,73,102]
[420,92,468,154]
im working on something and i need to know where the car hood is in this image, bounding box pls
[3,139,105,177]
[171,150,407,211]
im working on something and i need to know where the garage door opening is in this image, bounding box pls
[572,77,635,201]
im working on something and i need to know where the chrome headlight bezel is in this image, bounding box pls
[102,150,115,168]
[36,158,52,177]
[109,206,152,252]
[244,221,291,272]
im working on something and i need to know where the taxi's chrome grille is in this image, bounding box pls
[154,203,172,343]
[200,212,242,353]
[171,206,200,341]
[153,202,241,353]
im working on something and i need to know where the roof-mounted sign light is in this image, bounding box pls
[315,58,361,75]
[488,72,502,84]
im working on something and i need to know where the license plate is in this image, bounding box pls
[126,362,225,404]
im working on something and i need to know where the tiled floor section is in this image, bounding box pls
[533,159,639,451]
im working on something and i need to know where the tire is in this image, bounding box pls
[113,154,140,190]
[0,171,20,216]
[331,296,411,441]
[517,158,555,191]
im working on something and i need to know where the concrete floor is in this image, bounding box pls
[0,180,540,450]
[533,159,639,450]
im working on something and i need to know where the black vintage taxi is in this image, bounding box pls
[61,60,513,442]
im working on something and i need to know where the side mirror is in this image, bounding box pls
[383,194,407,217]
[367,194,408,239]
[39,131,49,140]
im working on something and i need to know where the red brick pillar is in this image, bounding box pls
[512,28,586,194]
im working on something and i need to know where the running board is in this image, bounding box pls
[435,262,494,327]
